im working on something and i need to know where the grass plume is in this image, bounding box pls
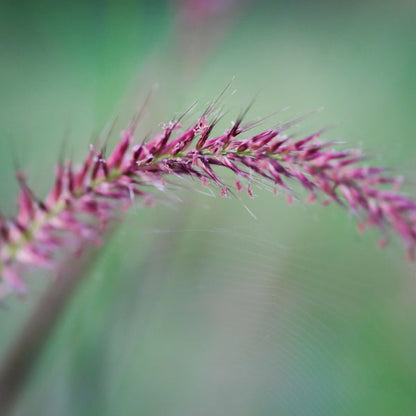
[0,101,415,300]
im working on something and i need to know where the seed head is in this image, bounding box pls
[1,103,415,299]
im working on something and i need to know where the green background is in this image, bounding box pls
[1,1,416,415]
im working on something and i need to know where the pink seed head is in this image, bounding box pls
[2,100,416,300]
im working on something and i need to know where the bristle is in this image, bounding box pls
[16,172,35,226]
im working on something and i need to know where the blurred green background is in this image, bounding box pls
[1,0,416,415]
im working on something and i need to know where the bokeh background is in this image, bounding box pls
[1,0,416,415]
